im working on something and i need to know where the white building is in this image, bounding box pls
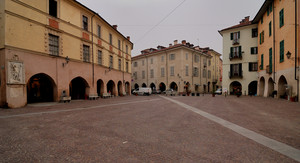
[219,16,258,95]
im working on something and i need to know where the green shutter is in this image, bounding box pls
[261,54,264,70]
[280,9,284,27]
[280,40,284,62]
[259,33,262,44]
[230,47,233,58]
[238,46,242,57]
[230,33,233,40]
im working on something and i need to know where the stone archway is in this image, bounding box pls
[70,77,89,100]
[27,73,56,103]
[248,81,257,96]
[134,83,139,89]
[125,82,130,95]
[107,80,116,96]
[142,83,147,87]
[150,83,156,90]
[117,81,123,96]
[230,81,242,95]
[170,82,178,91]
[278,75,288,99]
[97,79,104,96]
[159,82,166,92]
[267,78,274,97]
[259,77,265,96]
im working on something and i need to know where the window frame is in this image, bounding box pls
[49,34,59,56]
[82,15,88,31]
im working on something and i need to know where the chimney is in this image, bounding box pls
[126,36,130,41]
[169,43,172,47]
[174,40,178,45]
[182,40,186,45]
[112,25,118,30]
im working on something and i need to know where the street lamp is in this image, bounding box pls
[286,51,292,59]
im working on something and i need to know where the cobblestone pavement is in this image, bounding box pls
[0,95,299,162]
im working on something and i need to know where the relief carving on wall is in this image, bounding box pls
[7,55,25,85]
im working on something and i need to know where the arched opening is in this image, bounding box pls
[278,75,288,99]
[107,80,116,96]
[117,81,123,96]
[248,81,257,96]
[259,77,265,96]
[150,83,156,90]
[97,79,104,96]
[70,77,89,100]
[134,83,139,89]
[142,83,147,87]
[125,82,130,95]
[159,82,166,92]
[208,82,211,93]
[170,82,178,91]
[230,81,242,95]
[27,73,56,103]
[268,78,274,97]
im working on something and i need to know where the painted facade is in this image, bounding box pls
[219,17,258,96]
[131,40,222,94]
[0,0,133,108]
[253,0,299,101]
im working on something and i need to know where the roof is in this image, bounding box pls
[219,16,254,35]
[252,0,273,23]
[72,0,134,47]
[132,42,214,60]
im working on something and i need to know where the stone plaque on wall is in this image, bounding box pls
[7,61,25,85]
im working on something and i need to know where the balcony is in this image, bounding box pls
[232,39,240,45]
[229,71,243,79]
[229,52,242,60]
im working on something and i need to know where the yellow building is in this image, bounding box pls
[0,0,133,108]
[131,40,222,94]
[253,0,299,101]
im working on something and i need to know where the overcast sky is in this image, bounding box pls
[77,0,265,57]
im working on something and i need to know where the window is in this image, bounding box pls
[118,40,121,50]
[260,31,264,44]
[261,16,263,24]
[208,60,211,66]
[150,58,153,64]
[208,70,211,79]
[83,15,88,31]
[186,53,188,60]
[230,31,240,42]
[49,34,59,56]
[230,64,242,78]
[170,66,174,76]
[49,0,57,18]
[249,62,258,71]
[97,50,102,65]
[203,69,207,78]
[280,40,284,62]
[193,67,199,77]
[230,46,242,58]
[161,56,164,62]
[279,9,284,28]
[269,21,272,36]
[142,60,144,66]
[161,67,165,77]
[194,55,199,63]
[169,54,175,60]
[134,62,137,67]
[150,69,154,78]
[267,3,273,16]
[83,45,90,62]
[97,25,101,38]
[251,47,258,54]
[185,66,189,76]
[118,59,121,70]
[203,58,207,68]
[252,28,258,38]
[109,33,112,45]
[109,55,113,68]
[269,48,272,73]
[142,71,145,79]
[260,54,264,70]
[126,45,128,54]
[133,72,137,80]
[126,62,128,72]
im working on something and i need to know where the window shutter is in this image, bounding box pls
[259,33,262,44]
[261,54,264,69]
[230,33,233,40]
[230,64,233,77]
[248,63,251,71]
[239,64,242,76]
[238,31,240,39]
[230,47,233,58]
[238,46,242,57]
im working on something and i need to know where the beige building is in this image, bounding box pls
[131,40,222,94]
[253,0,299,101]
[219,16,258,95]
[0,0,133,108]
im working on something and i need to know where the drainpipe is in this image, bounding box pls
[91,14,95,87]
[273,2,276,84]
[146,56,148,87]
[295,0,299,100]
